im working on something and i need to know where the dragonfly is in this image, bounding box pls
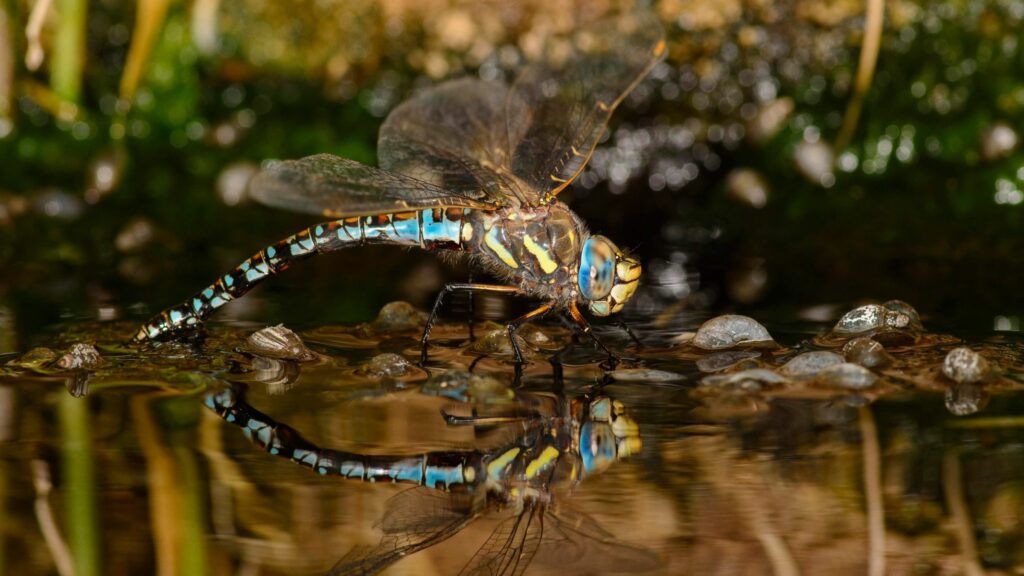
[204,378,655,575]
[134,11,666,364]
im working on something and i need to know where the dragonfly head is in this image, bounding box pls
[577,236,641,316]
[580,396,642,476]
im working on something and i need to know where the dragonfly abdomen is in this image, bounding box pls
[205,387,482,490]
[134,207,473,341]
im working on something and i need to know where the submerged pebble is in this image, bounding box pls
[842,337,893,368]
[945,382,989,416]
[243,325,315,361]
[781,351,844,378]
[696,350,761,372]
[942,347,991,384]
[55,343,103,370]
[611,368,686,382]
[7,347,57,370]
[422,370,512,403]
[471,329,532,358]
[363,353,411,378]
[372,301,426,332]
[701,368,788,390]
[692,315,773,350]
[813,363,877,390]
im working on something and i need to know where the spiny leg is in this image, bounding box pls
[505,301,556,364]
[567,301,619,368]
[467,271,476,341]
[615,319,644,348]
[420,283,524,365]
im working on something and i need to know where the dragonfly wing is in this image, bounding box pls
[249,153,498,218]
[532,505,662,573]
[507,11,666,201]
[330,487,478,575]
[459,503,544,576]
[378,77,528,206]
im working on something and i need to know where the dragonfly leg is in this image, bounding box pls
[615,319,644,348]
[506,301,557,364]
[420,283,523,365]
[567,301,619,368]
[467,272,476,342]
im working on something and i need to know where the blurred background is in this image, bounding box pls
[0,0,1022,348]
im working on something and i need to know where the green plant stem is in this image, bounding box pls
[51,0,88,104]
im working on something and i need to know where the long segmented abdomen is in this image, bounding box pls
[133,208,472,342]
[205,386,482,490]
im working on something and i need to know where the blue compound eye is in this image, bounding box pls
[580,422,617,475]
[578,237,615,301]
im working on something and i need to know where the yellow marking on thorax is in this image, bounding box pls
[464,466,476,483]
[461,222,474,244]
[487,447,520,481]
[522,235,559,274]
[485,226,519,268]
[525,446,561,479]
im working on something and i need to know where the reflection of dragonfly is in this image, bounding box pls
[204,381,656,575]
[135,12,665,363]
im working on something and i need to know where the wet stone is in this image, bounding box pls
[842,337,893,369]
[942,347,991,384]
[880,301,921,327]
[945,382,989,416]
[470,329,532,358]
[611,368,686,382]
[7,347,57,370]
[364,353,411,378]
[780,351,845,378]
[696,350,761,373]
[701,368,788,390]
[833,302,919,336]
[243,325,315,361]
[692,315,773,350]
[372,301,426,332]
[813,363,877,390]
[833,305,885,334]
[55,343,103,370]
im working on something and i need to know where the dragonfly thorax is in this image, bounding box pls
[472,203,587,301]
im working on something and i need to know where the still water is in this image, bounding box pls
[1,300,1022,575]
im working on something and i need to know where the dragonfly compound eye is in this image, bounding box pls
[578,236,641,316]
[577,236,616,302]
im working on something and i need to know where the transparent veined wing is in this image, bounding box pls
[532,505,662,574]
[249,153,499,218]
[378,77,530,207]
[507,11,666,202]
[459,502,544,576]
[330,488,479,575]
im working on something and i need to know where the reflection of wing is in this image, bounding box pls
[508,11,666,201]
[460,503,544,576]
[249,154,498,218]
[378,78,529,207]
[533,505,662,574]
[330,488,478,575]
